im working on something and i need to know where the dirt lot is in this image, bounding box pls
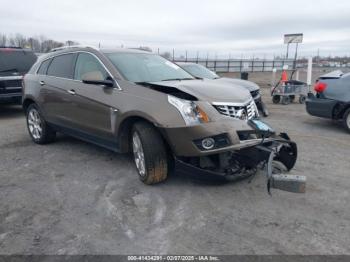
[1,73,350,255]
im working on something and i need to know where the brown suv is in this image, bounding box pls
[23,46,304,193]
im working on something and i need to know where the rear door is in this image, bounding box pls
[40,53,77,127]
[66,52,116,143]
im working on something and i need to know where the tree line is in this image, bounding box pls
[0,33,79,53]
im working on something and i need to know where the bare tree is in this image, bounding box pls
[14,33,27,48]
[0,34,7,46]
[65,40,79,46]
[28,37,41,52]
[8,35,16,46]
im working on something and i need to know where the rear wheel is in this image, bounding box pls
[272,95,280,104]
[342,108,350,133]
[26,103,56,144]
[281,96,290,105]
[132,121,168,184]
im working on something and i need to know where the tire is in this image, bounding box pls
[272,95,280,104]
[259,101,269,117]
[131,121,168,184]
[26,103,56,144]
[342,108,350,133]
[281,96,290,105]
[299,95,306,104]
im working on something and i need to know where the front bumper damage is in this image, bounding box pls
[175,132,306,194]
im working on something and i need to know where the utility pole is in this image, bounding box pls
[286,42,290,59]
[293,43,299,70]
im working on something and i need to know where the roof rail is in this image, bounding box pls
[50,45,98,52]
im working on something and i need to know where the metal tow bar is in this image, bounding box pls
[262,145,306,194]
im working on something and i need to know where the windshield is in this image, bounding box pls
[0,49,37,76]
[181,64,219,79]
[105,52,194,83]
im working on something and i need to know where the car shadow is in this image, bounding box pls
[54,134,244,188]
[0,104,23,118]
[303,117,349,135]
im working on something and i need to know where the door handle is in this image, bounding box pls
[67,89,76,95]
[39,81,45,86]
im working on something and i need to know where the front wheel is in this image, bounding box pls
[26,103,56,144]
[132,121,168,184]
[343,108,350,133]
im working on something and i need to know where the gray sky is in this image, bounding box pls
[1,0,350,58]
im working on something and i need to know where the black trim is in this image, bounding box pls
[49,123,120,152]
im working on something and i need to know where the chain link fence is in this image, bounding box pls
[172,58,295,73]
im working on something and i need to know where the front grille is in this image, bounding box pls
[0,79,22,88]
[213,100,258,120]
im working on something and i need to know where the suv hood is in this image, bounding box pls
[149,79,252,103]
[214,77,260,92]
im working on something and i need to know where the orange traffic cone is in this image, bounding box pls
[281,70,288,84]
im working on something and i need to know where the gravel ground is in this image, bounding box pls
[0,80,350,255]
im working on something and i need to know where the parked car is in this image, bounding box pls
[306,71,350,132]
[0,47,37,104]
[176,62,269,117]
[22,46,303,193]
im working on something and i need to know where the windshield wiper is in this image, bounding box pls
[161,78,195,81]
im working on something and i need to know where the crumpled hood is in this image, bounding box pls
[149,79,252,103]
[214,77,260,92]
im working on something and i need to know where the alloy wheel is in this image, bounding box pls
[132,132,146,177]
[28,108,43,140]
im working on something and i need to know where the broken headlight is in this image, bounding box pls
[168,95,209,126]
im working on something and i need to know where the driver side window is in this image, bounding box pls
[74,53,108,81]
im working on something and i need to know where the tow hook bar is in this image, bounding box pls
[265,146,306,194]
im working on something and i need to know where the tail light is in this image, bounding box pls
[314,82,327,93]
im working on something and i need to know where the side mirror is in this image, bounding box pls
[82,78,114,88]
[81,71,115,88]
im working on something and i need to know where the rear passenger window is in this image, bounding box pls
[74,53,108,81]
[37,59,51,75]
[47,54,76,79]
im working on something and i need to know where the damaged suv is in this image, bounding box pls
[23,46,304,193]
